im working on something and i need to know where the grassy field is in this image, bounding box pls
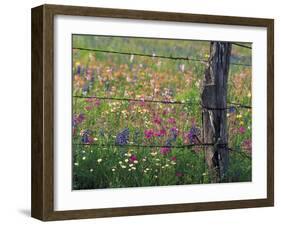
[72,35,252,190]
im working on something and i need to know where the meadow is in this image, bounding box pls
[72,35,252,190]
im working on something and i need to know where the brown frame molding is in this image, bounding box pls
[31,4,274,221]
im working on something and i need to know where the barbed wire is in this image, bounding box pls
[73,131,251,159]
[73,95,193,105]
[73,95,251,109]
[232,42,252,49]
[73,47,252,67]
[228,102,252,109]
[229,147,251,159]
[73,143,215,148]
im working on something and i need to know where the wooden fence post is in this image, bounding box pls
[202,41,232,182]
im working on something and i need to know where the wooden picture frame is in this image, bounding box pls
[31,4,274,221]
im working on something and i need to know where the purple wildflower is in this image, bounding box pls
[73,113,85,127]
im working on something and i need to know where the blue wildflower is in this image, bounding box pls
[229,106,236,113]
[170,127,179,140]
[133,129,140,144]
[80,129,92,144]
[81,133,90,143]
[104,80,110,92]
[76,65,81,75]
[165,138,173,147]
[99,128,105,137]
[89,71,95,88]
[133,73,138,82]
[187,126,200,144]
[82,84,89,96]
[80,66,85,75]
[115,128,130,146]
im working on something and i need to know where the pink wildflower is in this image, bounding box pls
[94,99,101,106]
[144,129,154,139]
[84,105,93,111]
[129,154,137,163]
[242,139,252,154]
[183,132,189,144]
[162,109,168,115]
[170,156,177,161]
[153,116,162,125]
[85,97,96,103]
[167,117,176,124]
[160,147,171,155]
[154,129,167,137]
[176,172,183,177]
[239,126,246,134]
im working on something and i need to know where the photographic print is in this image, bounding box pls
[72,35,252,190]
[32,5,273,220]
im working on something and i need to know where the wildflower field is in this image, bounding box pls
[72,35,252,190]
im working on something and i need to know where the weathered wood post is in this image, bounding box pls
[202,41,232,182]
